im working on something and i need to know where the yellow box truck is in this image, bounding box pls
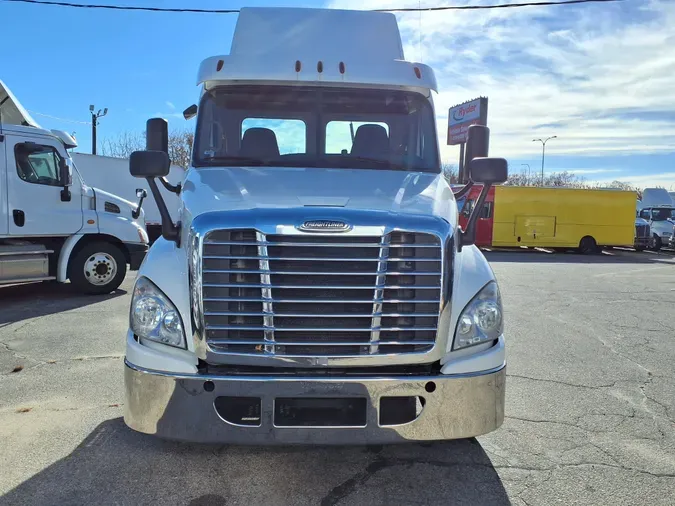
[491,187,637,253]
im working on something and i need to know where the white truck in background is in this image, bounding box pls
[638,188,675,250]
[123,7,508,444]
[71,153,184,243]
[0,80,148,293]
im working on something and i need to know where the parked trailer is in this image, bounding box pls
[71,153,184,243]
[457,185,641,253]
[123,7,509,444]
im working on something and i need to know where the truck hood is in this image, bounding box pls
[651,220,675,235]
[181,167,458,224]
[93,187,143,221]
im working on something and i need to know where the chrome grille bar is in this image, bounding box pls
[370,235,390,354]
[257,231,275,354]
[204,241,438,248]
[204,255,439,262]
[207,340,436,346]
[203,269,441,276]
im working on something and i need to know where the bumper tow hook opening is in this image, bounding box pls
[380,396,425,426]
[425,381,437,393]
[203,381,215,392]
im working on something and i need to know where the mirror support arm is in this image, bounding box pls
[146,177,180,246]
[452,181,474,200]
[458,183,493,251]
[159,177,181,195]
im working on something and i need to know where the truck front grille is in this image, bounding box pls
[201,229,443,356]
[636,224,650,238]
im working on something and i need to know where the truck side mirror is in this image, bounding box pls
[130,118,180,245]
[183,104,198,120]
[469,157,508,185]
[132,188,148,220]
[146,118,169,154]
[59,158,72,202]
[129,150,171,178]
[465,124,489,162]
[458,126,509,250]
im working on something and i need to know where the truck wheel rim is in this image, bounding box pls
[84,253,117,285]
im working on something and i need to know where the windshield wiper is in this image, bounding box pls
[199,155,268,167]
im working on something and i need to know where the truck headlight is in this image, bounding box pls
[453,281,503,350]
[130,277,186,348]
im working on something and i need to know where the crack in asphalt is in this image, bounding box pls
[4,404,123,415]
[320,455,506,506]
[508,374,616,389]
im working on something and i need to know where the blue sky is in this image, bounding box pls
[1,0,674,188]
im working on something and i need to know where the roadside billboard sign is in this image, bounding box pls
[447,97,488,145]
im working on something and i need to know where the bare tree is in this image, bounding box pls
[167,130,194,169]
[100,128,194,168]
[442,163,459,183]
[99,131,144,159]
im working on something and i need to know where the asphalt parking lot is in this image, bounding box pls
[1,248,674,505]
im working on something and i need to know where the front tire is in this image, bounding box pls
[651,234,662,251]
[69,242,127,294]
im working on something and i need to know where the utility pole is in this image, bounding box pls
[532,136,556,185]
[90,105,108,155]
[521,163,531,185]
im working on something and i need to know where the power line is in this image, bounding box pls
[27,109,91,125]
[380,0,623,11]
[1,0,238,12]
[1,0,624,14]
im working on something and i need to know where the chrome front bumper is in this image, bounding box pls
[124,360,505,444]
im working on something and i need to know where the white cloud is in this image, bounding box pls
[595,171,675,190]
[566,168,623,175]
[329,0,675,162]
[166,101,176,110]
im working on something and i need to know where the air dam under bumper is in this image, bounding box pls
[124,361,505,444]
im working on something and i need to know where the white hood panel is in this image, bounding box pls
[181,167,458,226]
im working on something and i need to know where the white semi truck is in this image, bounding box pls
[123,7,507,443]
[0,80,148,293]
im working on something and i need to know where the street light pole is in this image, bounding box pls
[89,105,108,155]
[532,136,557,186]
[521,163,531,184]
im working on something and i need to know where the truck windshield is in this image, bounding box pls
[651,208,675,221]
[193,85,439,173]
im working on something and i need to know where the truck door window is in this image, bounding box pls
[241,118,306,155]
[15,143,63,186]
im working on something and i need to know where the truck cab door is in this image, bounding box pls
[0,137,8,235]
[6,137,83,236]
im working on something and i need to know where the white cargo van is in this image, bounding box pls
[123,7,507,443]
[0,80,148,293]
[71,153,184,243]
